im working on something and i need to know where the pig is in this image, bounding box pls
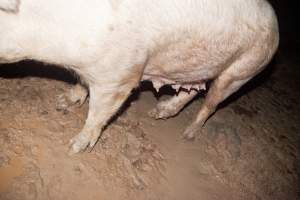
[0,0,279,154]
[0,0,19,12]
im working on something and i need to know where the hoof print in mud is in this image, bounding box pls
[206,121,241,159]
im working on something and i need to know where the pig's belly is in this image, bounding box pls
[142,36,239,92]
[142,66,215,92]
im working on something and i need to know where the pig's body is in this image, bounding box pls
[0,0,279,153]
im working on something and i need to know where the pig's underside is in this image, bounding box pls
[64,24,278,154]
[0,0,279,154]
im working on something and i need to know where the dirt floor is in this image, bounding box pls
[0,2,300,200]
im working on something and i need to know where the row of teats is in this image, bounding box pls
[152,81,206,93]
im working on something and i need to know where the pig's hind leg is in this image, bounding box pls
[183,49,268,140]
[148,90,198,119]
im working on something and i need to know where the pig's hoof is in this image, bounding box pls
[56,94,69,111]
[68,132,99,155]
[67,84,88,106]
[56,84,88,111]
[182,123,201,140]
[148,107,177,119]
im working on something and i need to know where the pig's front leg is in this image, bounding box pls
[68,30,146,154]
[68,56,144,154]
[69,83,135,154]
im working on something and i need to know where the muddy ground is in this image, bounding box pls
[0,2,300,200]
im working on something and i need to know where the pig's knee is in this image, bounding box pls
[148,90,197,119]
[148,103,179,119]
[148,98,180,119]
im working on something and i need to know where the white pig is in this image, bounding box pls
[0,0,19,12]
[0,0,279,154]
